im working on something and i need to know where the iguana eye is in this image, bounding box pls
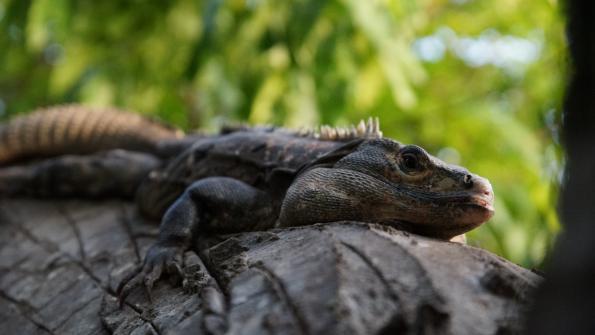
[399,146,425,173]
[402,153,419,170]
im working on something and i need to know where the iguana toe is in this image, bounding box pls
[117,243,185,307]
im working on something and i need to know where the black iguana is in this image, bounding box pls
[0,105,494,304]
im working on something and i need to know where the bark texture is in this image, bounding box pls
[0,198,540,335]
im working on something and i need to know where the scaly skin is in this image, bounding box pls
[0,105,182,164]
[118,136,493,303]
[135,130,348,220]
[0,105,494,305]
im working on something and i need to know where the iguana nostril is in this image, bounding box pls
[463,174,474,188]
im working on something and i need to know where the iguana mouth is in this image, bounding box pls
[461,201,495,223]
[467,194,495,212]
[417,189,494,212]
[404,180,495,238]
[402,198,494,239]
[454,190,495,232]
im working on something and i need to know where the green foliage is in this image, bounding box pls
[0,0,565,268]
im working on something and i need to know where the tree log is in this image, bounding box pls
[0,199,540,334]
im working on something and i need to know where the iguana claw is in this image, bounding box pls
[117,243,186,308]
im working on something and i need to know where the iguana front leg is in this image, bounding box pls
[118,177,276,303]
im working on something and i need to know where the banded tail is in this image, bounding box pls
[0,105,183,164]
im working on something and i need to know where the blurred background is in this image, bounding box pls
[0,0,565,268]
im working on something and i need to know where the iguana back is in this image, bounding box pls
[136,130,350,219]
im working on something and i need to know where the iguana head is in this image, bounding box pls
[279,138,494,239]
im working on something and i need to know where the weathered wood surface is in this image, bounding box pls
[0,198,540,335]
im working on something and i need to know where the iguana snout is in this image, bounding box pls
[279,138,494,239]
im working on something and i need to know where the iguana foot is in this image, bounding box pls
[117,243,187,307]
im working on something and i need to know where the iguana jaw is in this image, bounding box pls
[371,203,493,240]
[382,172,495,238]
